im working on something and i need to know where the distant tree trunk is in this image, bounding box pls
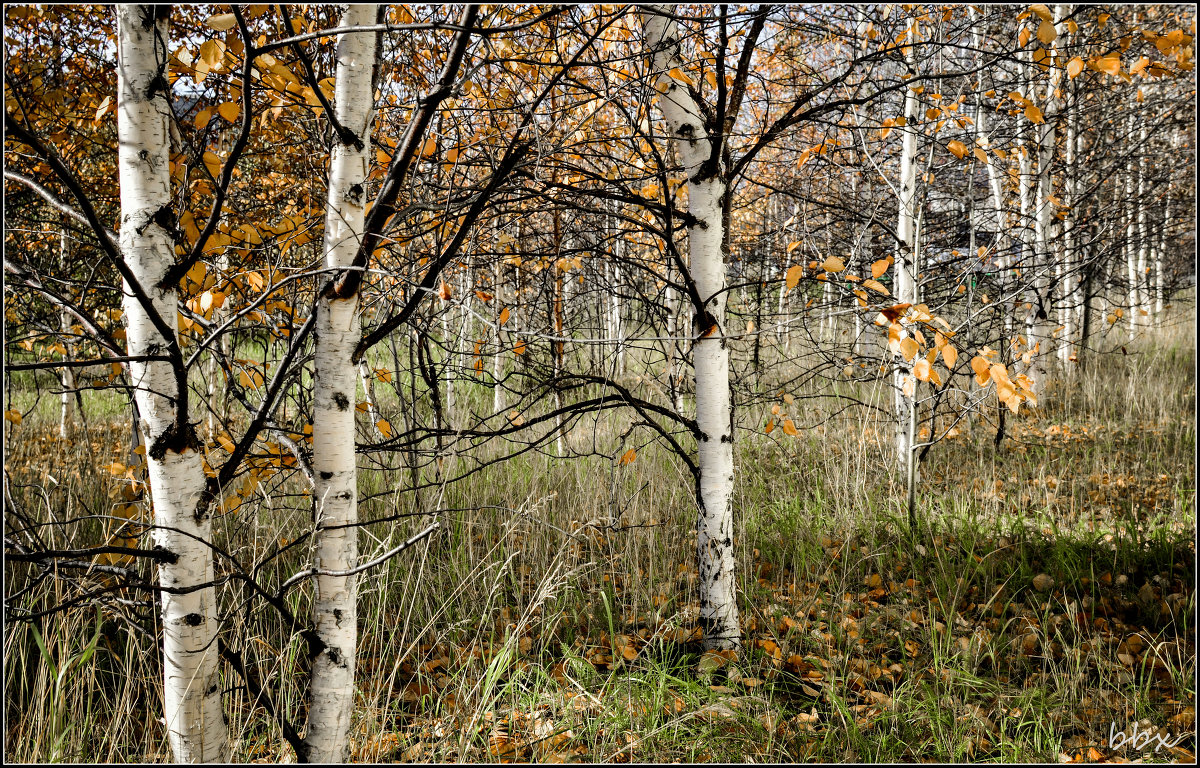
[493,259,506,414]
[1135,121,1150,330]
[643,4,739,651]
[1124,160,1138,341]
[304,6,379,762]
[58,223,79,437]
[116,6,229,762]
[1027,8,1062,399]
[893,14,919,474]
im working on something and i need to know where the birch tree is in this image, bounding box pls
[302,5,380,762]
[642,5,740,650]
[116,6,228,762]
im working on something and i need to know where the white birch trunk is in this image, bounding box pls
[1059,61,1078,368]
[304,6,377,761]
[893,17,920,471]
[116,7,229,762]
[1027,9,1063,397]
[643,5,739,650]
[59,224,77,438]
[1135,122,1149,329]
[493,260,506,414]
[1154,156,1173,315]
[1124,165,1138,341]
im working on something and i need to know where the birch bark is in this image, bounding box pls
[304,5,378,761]
[116,6,229,762]
[893,15,920,471]
[643,5,739,650]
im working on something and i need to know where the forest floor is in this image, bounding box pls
[4,315,1195,763]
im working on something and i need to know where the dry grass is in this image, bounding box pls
[4,307,1194,763]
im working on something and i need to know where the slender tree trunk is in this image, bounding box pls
[643,5,739,650]
[116,6,229,762]
[893,15,919,473]
[1124,162,1138,341]
[493,260,506,414]
[303,6,378,761]
[58,223,78,438]
[1135,121,1150,329]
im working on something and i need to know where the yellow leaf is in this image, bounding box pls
[666,67,694,87]
[765,419,775,434]
[705,70,717,89]
[899,337,919,362]
[947,139,968,159]
[4,409,22,425]
[1037,19,1057,45]
[970,355,991,386]
[217,102,240,123]
[1024,104,1044,124]
[203,150,222,179]
[619,448,637,466]
[821,256,845,273]
[420,137,438,158]
[973,147,989,164]
[785,264,803,290]
[942,344,958,369]
[862,278,889,296]
[1092,55,1122,76]
[94,95,111,122]
[1066,56,1085,79]
[513,340,526,355]
[781,419,798,437]
[1029,4,1053,22]
[376,419,393,438]
[871,259,890,279]
[498,307,510,325]
[217,433,236,452]
[207,12,237,31]
[786,240,802,254]
[1019,27,1031,48]
[913,357,931,382]
[199,39,226,69]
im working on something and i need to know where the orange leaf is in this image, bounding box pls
[376,419,394,438]
[871,259,890,279]
[619,448,636,466]
[498,307,510,325]
[821,256,845,273]
[785,264,803,290]
[781,419,798,437]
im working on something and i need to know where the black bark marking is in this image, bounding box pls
[148,419,200,460]
[346,183,365,204]
[326,646,343,667]
[333,392,350,411]
[303,630,327,661]
[183,613,204,626]
[333,608,344,627]
[319,471,334,480]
